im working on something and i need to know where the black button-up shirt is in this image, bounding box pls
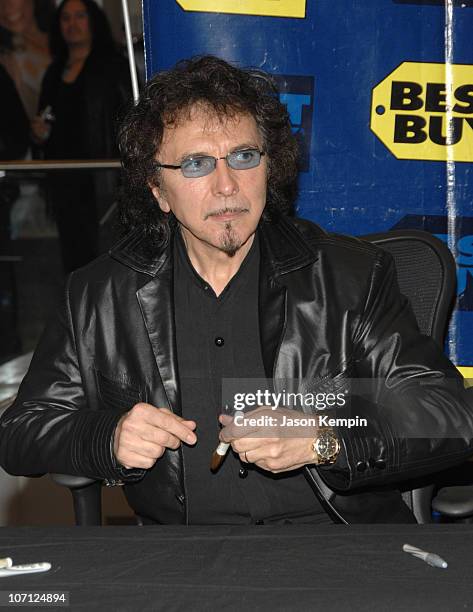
[174,230,329,524]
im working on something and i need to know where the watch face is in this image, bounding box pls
[316,432,339,460]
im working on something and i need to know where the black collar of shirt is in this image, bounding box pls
[174,228,260,300]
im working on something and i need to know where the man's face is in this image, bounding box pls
[151,108,267,258]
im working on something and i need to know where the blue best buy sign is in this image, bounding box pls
[142,0,473,370]
[273,75,314,172]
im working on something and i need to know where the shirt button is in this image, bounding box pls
[255,519,264,525]
[215,337,225,347]
[356,461,368,472]
[239,467,248,478]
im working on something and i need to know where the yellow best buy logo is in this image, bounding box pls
[371,62,473,162]
[458,366,473,387]
[175,0,306,18]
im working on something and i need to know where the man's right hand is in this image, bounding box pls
[113,403,197,469]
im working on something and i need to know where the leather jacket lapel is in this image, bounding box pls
[258,216,318,380]
[259,261,287,381]
[136,255,181,416]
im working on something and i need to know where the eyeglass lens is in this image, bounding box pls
[181,149,262,178]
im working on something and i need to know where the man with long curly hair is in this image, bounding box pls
[1,56,472,525]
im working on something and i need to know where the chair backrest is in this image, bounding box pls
[361,229,456,344]
[361,229,457,523]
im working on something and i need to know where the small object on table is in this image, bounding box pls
[0,562,51,577]
[403,543,448,569]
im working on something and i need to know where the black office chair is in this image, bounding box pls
[362,230,456,343]
[52,229,461,525]
[362,229,468,523]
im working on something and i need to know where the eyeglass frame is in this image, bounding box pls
[154,148,266,178]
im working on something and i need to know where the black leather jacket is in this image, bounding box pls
[1,215,472,523]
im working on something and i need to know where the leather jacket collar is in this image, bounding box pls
[109,213,324,279]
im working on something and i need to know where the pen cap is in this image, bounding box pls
[425,553,448,569]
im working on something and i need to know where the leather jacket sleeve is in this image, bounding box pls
[0,275,143,483]
[319,250,473,491]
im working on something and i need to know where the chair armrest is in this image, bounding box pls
[50,473,97,489]
[50,474,103,526]
[432,486,473,519]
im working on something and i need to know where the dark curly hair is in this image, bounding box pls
[49,0,116,63]
[117,55,299,247]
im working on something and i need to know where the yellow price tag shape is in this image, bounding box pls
[458,366,473,388]
[175,0,306,19]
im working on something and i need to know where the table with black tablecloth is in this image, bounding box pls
[0,525,471,611]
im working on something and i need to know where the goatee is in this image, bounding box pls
[219,222,242,257]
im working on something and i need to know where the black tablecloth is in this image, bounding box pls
[0,525,471,611]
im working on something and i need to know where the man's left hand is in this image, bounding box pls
[219,406,318,473]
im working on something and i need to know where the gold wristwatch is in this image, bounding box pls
[311,428,340,465]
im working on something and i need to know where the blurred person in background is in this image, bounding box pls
[0,64,29,162]
[0,2,52,360]
[0,0,54,244]
[0,62,29,240]
[0,0,53,122]
[31,0,131,273]
[0,65,30,359]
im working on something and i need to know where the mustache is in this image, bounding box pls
[204,207,249,220]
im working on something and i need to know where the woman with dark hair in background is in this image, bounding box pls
[32,0,131,273]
